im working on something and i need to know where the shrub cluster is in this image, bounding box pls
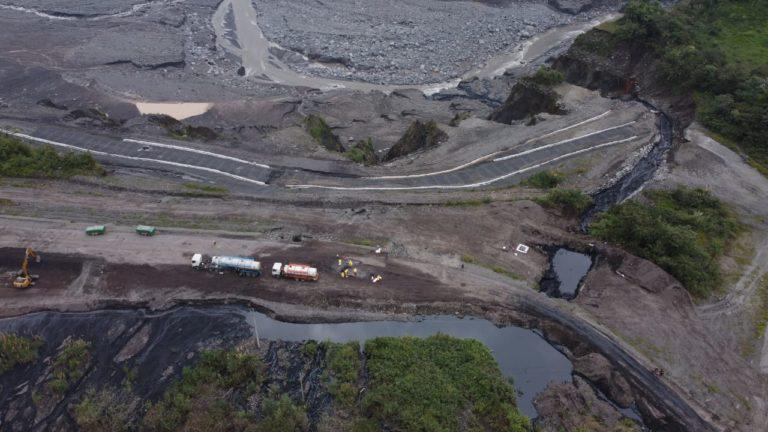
[0,134,104,178]
[591,187,739,298]
[586,0,768,174]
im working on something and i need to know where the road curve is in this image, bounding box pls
[2,115,646,192]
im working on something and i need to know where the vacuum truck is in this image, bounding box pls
[272,263,319,282]
[192,253,262,277]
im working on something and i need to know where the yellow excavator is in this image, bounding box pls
[11,248,40,289]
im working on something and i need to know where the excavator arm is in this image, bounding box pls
[11,248,38,289]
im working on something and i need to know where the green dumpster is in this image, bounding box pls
[135,225,157,236]
[85,225,106,236]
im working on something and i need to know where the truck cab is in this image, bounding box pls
[191,253,203,269]
[272,262,283,277]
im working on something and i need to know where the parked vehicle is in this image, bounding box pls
[136,225,157,236]
[192,253,262,277]
[85,225,106,236]
[272,263,319,282]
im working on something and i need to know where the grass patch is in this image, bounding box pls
[74,388,135,432]
[0,333,43,375]
[142,349,265,431]
[743,274,768,357]
[528,66,564,87]
[343,238,383,248]
[489,265,523,280]
[522,170,564,189]
[0,133,105,179]
[591,187,739,299]
[305,114,343,152]
[362,334,529,432]
[345,138,377,165]
[48,339,90,394]
[182,182,229,195]
[535,189,594,217]
[443,196,493,207]
[324,342,361,410]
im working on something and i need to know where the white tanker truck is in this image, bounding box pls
[191,253,262,277]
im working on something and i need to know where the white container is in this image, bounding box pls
[212,256,262,272]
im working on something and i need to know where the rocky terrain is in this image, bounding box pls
[256,0,574,84]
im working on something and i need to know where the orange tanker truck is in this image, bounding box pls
[271,263,319,282]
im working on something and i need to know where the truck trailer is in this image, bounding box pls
[192,253,262,277]
[272,263,319,282]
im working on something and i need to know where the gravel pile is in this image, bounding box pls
[255,0,571,85]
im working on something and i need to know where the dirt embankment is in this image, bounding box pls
[552,31,695,139]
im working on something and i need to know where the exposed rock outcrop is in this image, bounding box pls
[488,80,566,124]
[534,376,641,432]
[383,120,447,161]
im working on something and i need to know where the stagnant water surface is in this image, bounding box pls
[540,248,593,299]
[0,305,571,417]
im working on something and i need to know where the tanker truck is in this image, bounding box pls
[271,263,319,282]
[192,253,262,277]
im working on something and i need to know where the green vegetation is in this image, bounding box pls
[0,333,43,374]
[489,265,523,280]
[523,170,564,189]
[142,349,265,431]
[591,187,739,298]
[535,189,594,217]
[363,334,529,432]
[48,339,90,394]
[461,254,522,280]
[345,138,377,165]
[461,254,479,265]
[74,388,134,432]
[182,182,229,195]
[528,66,565,87]
[0,134,105,178]
[443,196,493,207]
[305,114,344,152]
[255,395,309,432]
[578,0,768,174]
[448,111,471,127]
[324,342,361,409]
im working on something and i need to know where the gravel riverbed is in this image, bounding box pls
[255,0,573,85]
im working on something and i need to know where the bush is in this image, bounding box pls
[362,334,529,432]
[0,333,43,374]
[523,170,564,189]
[73,388,135,432]
[255,395,309,432]
[48,339,90,394]
[591,187,739,298]
[345,138,377,165]
[142,349,264,431]
[529,66,564,87]
[305,115,344,152]
[0,134,104,178]
[325,342,361,409]
[535,189,594,217]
